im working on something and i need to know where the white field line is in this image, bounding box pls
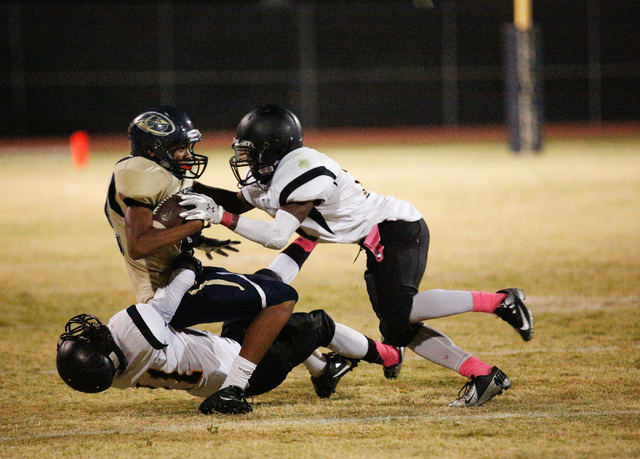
[2,409,640,442]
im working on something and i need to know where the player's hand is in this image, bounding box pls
[173,250,203,275]
[196,237,241,259]
[179,193,224,224]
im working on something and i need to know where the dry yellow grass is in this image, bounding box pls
[0,135,639,458]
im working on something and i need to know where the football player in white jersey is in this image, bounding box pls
[56,260,403,414]
[179,104,535,408]
[104,106,301,413]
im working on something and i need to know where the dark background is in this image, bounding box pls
[1,0,638,136]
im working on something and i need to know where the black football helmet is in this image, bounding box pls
[56,314,127,393]
[129,106,208,179]
[230,104,303,187]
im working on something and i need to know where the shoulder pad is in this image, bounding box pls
[273,149,338,205]
[115,157,177,206]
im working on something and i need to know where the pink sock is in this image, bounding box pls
[458,356,493,378]
[472,291,506,313]
[375,341,400,367]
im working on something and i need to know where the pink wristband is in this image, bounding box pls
[220,211,234,228]
[293,236,318,253]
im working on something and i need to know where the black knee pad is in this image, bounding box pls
[379,320,423,347]
[305,309,336,348]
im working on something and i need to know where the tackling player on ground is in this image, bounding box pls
[179,104,535,407]
[56,255,402,413]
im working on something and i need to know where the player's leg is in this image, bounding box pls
[199,297,295,414]
[220,311,328,397]
[409,288,534,342]
[364,219,429,379]
[364,219,534,342]
[175,268,297,414]
[222,308,400,399]
[406,323,510,406]
[220,309,351,398]
[305,317,402,398]
[367,220,510,406]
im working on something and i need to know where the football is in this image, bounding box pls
[152,194,189,229]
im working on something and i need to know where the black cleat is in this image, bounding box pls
[383,346,404,380]
[199,386,253,415]
[449,366,511,407]
[495,288,534,342]
[311,353,358,398]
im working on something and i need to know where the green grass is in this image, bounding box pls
[1,135,639,458]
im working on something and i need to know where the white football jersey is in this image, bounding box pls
[241,147,423,243]
[109,303,240,398]
[105,156,193,303]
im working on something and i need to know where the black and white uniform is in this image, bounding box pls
[110,269,335,397]
[241,147,429,346]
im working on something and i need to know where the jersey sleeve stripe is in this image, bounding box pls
[278,166,337,206]
[123,198,154,209]
[106,175,124,218]
[308,208,335,235]
[126,305,167,350]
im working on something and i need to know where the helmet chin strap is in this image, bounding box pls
[107,343,128,374]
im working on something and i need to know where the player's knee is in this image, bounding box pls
[265,282,298,308]
[379,320,423,347]
[253,268,283,282]
[307,309,336,347]
[268,299,296,318]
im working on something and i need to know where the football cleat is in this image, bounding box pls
[199,386,253,415]
[311,353,358,398]
[449,366,511,407]
[383,346,404,380]
[495,288,534,342]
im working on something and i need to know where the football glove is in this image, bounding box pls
[196,237,241,259]
[172,251,203,275]
[180,232,205,252]
[179,193,224,224]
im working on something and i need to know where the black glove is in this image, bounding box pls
[173,251,203,275]
[195,237,241,259]
[180,232,205,252]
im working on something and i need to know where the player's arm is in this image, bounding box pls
[125,204,204,260]
[148,259,198,324]
[222,201,314,250]
[191,181,254,215]
[180,194,314,250]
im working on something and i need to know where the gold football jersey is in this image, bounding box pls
[105,156,192,302]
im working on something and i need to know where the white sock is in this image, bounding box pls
[303,350,327,377]
[221,355,257,391]
[327,323,370,359]
[409,290,474,322]
[408,324,470,372]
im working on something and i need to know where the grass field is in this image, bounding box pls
[1,132,639,458]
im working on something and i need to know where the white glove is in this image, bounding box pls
[179,193,224,224]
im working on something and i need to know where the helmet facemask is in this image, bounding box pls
[230,139,281,188]
[155,141,208,180]
[229,105,303,189]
